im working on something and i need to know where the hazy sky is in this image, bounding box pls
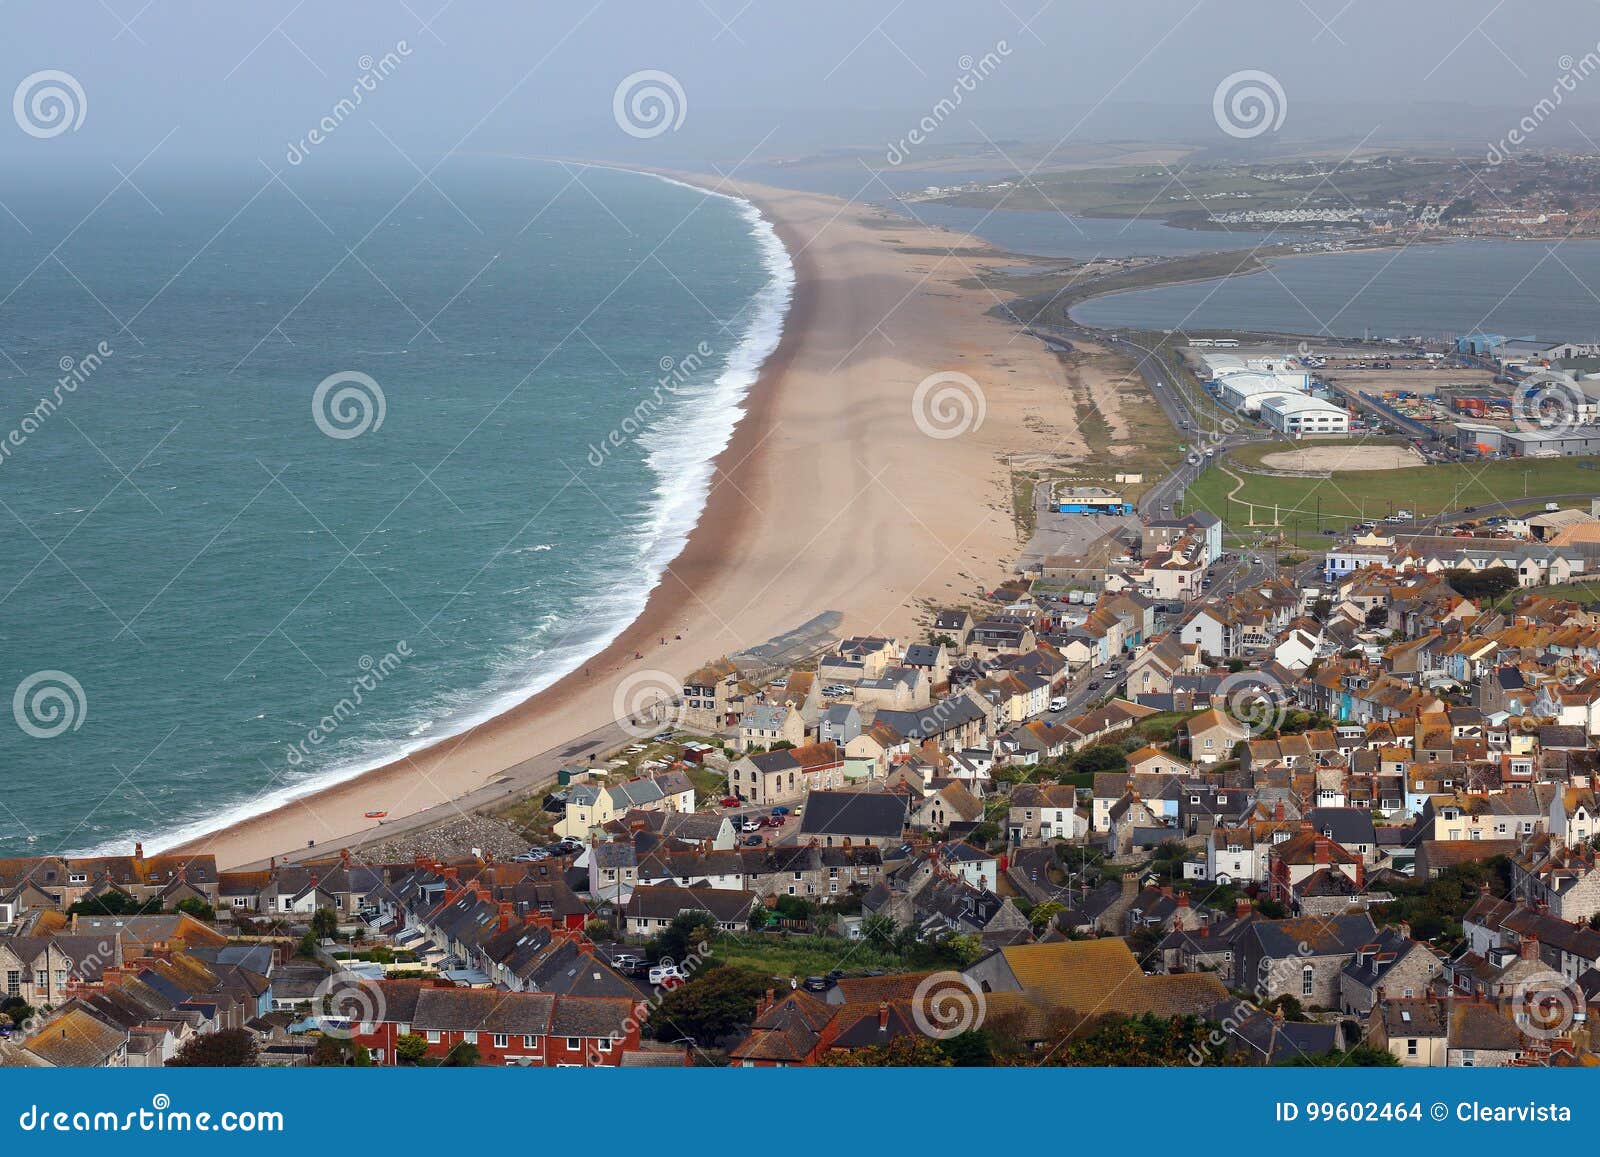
[5,0,1600,169]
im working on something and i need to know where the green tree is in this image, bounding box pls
[66,891,161,917]
[1029,900,1065,931]
[1444,566,1518,602]
[395,1033,430,1065]
[168,1028,259,1067]
[938,1029,995,1067]
[814,1036,954,1066]
[646,910,718,965]
[648,963,772,1045]
[442,1041,480,1067]
[309,907,340,940]
[174,896,215,922]
[1280,1044,1399,1067]
[1070,744,1127,774]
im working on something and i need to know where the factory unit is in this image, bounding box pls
[1259,393,1351,435]
[1455,422,1600,457]
[1215,371,1312,414]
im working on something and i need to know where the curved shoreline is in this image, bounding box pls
[169,170,810,865]
[176,171,1081,871]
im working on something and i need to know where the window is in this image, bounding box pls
[523,1035,540,1049]
[34,970,47,987]
[1459,1049,1475,1067]
[492,1034,508,1048]
[68,873,87,885]
[598,1038,612,1052]
[426,1031,440,1043]
[1301,965,1314,997]
[4,971,17,996]
[566,1037,581,1050]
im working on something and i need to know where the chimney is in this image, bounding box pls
[1274,801,1285,821]
[1236,897,1253,919]
[133,842,144,864]
[877,1001,890,1031]
[1313,837,1331,866]
[339,847,350,864]
[1521,935,1540,962]
[498,902,514,933]
[441,866,458,884]
[1176,892,1190,908]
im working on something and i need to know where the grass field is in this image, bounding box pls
[708,932,903,981]
[1184,446,1600,536]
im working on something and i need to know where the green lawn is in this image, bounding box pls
[1185,449,1600,532]
[707,932,904,981]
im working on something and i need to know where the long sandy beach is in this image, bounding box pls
[177,177,1089,870]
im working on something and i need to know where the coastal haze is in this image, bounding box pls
[6,0,1600,1074]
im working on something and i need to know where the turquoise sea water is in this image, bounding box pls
[0,159,790,855]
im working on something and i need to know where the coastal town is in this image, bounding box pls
[7,318,1600,1069]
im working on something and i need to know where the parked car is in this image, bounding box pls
[743,834,763,846]
[719,796,742,808]
[741,819,763,832]
[610,953,642,974]
[1048,696,1069,712]
[761,815,784,828]
[770,805,790,816]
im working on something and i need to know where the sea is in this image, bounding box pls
[1069,238,1600,338]
[0,159,792,857]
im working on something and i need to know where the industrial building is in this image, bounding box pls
[1052,485,1135,515]
[1455,422,1600,457]
[1216,371,1313,414]
[1260,393,1351,435]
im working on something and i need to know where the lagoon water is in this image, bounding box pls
[1070,239,1600,338]
[0,160,789,855]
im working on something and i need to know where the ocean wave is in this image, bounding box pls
[116,170,796,859]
